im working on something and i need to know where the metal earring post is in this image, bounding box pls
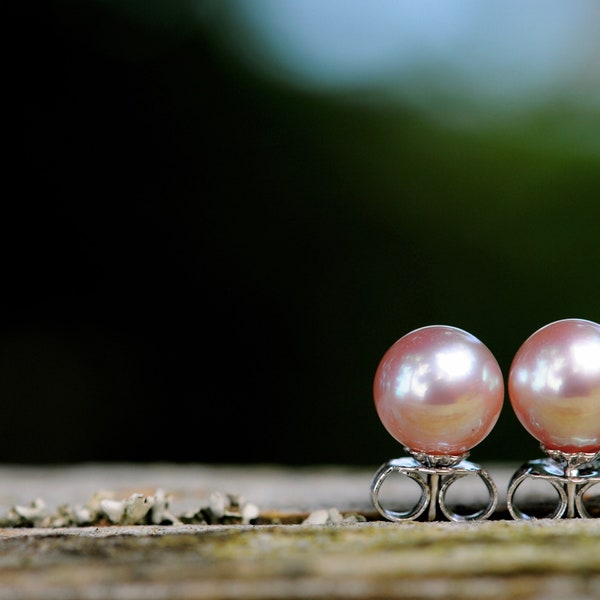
[507,446,600,520]
[426,473,439,522]
[371,449,498,522]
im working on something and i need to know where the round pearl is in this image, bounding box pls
[508,318,600,453]
[373,325,504,455]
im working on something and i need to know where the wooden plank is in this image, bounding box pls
[0,463,597,599]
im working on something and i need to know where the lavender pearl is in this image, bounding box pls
[374,325,504,456]
[509,318,600,453]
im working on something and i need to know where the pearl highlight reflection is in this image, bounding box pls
[374,325,504,455]
[508,318,600,453]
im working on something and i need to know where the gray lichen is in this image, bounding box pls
[0,488,370,528]
[302,507,367,525]
[0,489,263,528]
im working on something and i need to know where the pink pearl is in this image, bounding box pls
[508,318,600,453]
[373,326,504,455]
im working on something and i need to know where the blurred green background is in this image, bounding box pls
[4,0,600,465]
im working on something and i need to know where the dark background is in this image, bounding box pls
[4,1,600,465]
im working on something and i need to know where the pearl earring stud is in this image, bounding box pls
[370,325,504,521]
[507,318,600,520]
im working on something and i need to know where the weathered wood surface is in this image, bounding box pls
[0,463,380,517]
[0,463,597,600]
